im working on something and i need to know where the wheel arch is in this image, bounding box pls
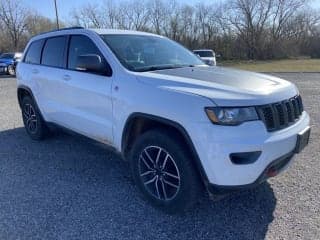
[121,112,209,186]
[17,85,35,108]
[17,85,43,120]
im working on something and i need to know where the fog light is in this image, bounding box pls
[230,151,262,164]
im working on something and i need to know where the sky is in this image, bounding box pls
[21,0,219,21]
[23,0,320,22]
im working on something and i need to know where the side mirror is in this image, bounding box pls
[76,54,112,76]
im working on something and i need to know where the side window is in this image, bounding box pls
[24,39,44,64]
[41,36,67,68]
[68,35,106,71]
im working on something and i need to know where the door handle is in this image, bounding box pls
[32,69,39,74]
[63,75,71,81]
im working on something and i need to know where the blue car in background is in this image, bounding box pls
[0,52,22,76]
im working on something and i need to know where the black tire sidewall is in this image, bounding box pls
[21,96,47,140]
[130,130,201,213]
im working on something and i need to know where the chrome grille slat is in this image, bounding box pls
[257,95,303,132]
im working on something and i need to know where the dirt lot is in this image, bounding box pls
[0,73,319,240]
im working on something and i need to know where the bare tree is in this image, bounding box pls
[0,20,11,52]
[25,14,57,37]
[271,0,308,41]
[118,0,150,30]
[71,4,106,28]
[0,0,30,50]
[195,3,222,48]
[225,0,274,59]
[103,0,118,28]
[148,0,168,35]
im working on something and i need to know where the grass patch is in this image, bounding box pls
[220,59,320,72]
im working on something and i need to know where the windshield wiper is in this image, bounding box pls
[135,64,196,72]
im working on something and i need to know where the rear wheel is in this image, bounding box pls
[21,96,49,140]
[130,129,202,213]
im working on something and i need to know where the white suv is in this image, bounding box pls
[193,49,216,66]
[17,28,310,212]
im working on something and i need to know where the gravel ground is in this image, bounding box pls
[0,73,319,240]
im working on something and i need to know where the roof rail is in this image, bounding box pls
[38,26,84,36]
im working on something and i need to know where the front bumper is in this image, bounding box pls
[207,150,295,195]
[187,111,310,187]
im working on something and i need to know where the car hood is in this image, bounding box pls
[136,66,298,106]
[0,58,12,65]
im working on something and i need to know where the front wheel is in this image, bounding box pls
[130,129,202,213]
[7,65,15,76]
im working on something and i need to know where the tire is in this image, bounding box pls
[130,129,202,213]
[21,96,49,140]
[7,65,15,76]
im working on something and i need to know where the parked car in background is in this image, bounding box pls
[0,52,22,75]
[193,49,216,66]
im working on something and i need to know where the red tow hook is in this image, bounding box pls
[266,167,278,177]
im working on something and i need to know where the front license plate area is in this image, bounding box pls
[295,127,311,153]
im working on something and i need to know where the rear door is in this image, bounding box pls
[18,39,45,107]
[57,34,114,144]
[35,36,69,123]
[19,37,67,119]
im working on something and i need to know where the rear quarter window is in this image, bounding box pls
[24,39,45,64]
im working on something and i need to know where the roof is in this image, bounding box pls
[90,28,161,37]
[30,27,162,42]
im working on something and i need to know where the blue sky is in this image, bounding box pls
[22,0,212,21]
[22,0,320,22]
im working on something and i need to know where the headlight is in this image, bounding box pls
[205,107,258,125]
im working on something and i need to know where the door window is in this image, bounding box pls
[41,36,67,68]
[68,35,111,76]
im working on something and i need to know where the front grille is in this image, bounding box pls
[257,95,303,132]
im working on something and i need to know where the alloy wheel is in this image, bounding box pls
[8,65,15,75]
[138,146,181,201]
[23,103,38,134]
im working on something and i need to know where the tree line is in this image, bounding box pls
[0,0,57,53]
[1,0,320,60]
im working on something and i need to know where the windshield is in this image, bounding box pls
[100,34,204,72]
[0,53,14,59]
[194,51,214,58]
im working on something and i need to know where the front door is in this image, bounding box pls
[57,34,114,144]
